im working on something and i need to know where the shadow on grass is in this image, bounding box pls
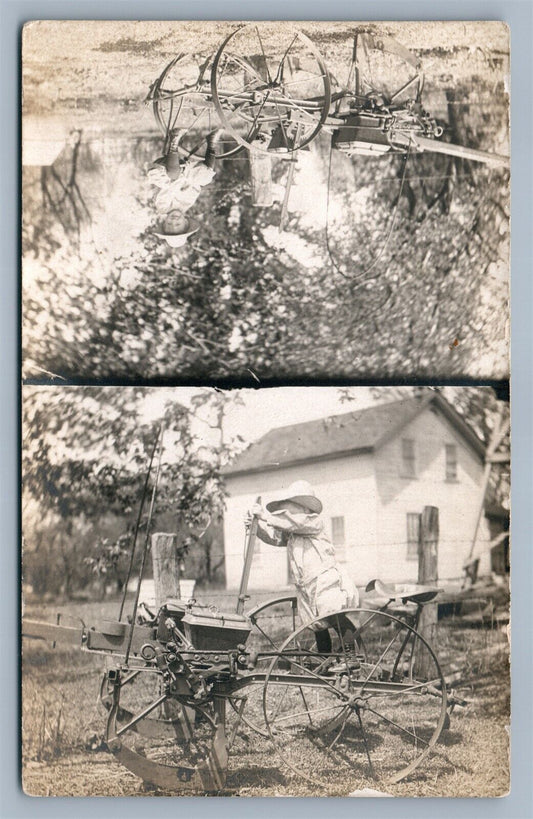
[437,729,464,747]
[226,765,287,788]
[402,745,472,783]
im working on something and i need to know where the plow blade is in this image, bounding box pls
[107,722,229,792]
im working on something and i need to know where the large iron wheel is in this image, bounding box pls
[262,608,447,791]
[149,51,242,160]
[211,24,331,155]
[226,595,301,740]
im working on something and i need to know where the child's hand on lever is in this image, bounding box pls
[250,502,265,520]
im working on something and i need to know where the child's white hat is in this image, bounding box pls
[153,227,198,248]
[266,480,323,514]
[153,216,199,248]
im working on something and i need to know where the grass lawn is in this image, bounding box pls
[22,595,510,797]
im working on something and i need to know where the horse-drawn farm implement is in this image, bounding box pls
[146,23,508,243]
[23,506,457,793]
[147,25,509,166]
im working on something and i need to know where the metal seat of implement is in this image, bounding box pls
[366,578,441,605]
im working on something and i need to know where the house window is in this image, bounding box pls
[331,516,346,560]
[406,513,420,559]
[401,438,416,477]
[445,444,458,481]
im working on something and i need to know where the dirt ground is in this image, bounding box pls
[21,20,510,162]
[22,20,509,112]
[22,596,510,798]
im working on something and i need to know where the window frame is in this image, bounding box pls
[330,515,347,561]
[406,512,420,560]
[401,437,416,478]
[445,443,458,482]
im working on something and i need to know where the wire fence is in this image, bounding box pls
[204,535,504,560]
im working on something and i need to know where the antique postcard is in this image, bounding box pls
[21,20,510,799]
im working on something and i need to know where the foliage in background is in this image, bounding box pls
[83,534,131,598]
[22,388,244,597]
[22,39,509,381]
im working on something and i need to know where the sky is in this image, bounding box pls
[140,385,497,460]
[220,386,376,444]
[142,385,381,450]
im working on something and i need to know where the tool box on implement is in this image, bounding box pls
[156,599,251,649]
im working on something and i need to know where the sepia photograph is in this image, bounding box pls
[19,14,515,805]
[22,385,510,797]
[22,20,510,382]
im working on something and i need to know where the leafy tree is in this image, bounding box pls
[445,386,510,512]
[84,534,131,598]
[22,387,244,597]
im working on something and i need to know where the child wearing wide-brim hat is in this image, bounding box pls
[148,128,223,248]
[249,480,359,651]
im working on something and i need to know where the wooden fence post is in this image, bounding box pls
[417,506,439,677]
[151,532,180,610]
[249,151,273,207]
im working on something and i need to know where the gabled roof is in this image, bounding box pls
[224,392,486,477]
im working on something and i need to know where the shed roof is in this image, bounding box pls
[224,392,485,477]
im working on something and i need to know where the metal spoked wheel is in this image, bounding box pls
[149,51,242,160]
[262,608,447,791]
[211,24,331,155]
[104,666,227,791]
[227,596,301,740]
[349,31,424,110]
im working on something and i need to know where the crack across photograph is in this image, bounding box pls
[22,21,510,382]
